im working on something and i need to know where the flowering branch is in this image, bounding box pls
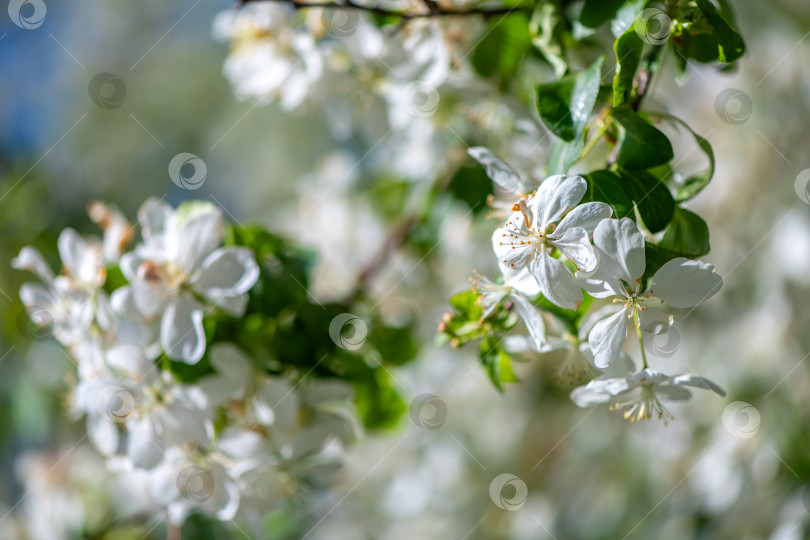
[238,0,532,20]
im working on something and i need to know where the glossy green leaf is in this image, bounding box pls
[696,0,746,63]
[547,134,584,174]
[580,0,625,28]
[611,107,674,170]
[582,169,635,220]
[537,57,604,141]
[480,337,519,392]
[651,113,715,202]
[618,168,675,233]
[448,163,494,214]
[472,13,532,87]
[613,29,644,106]
[658,207,711,257]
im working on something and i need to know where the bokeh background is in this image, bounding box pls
[1,0,809,538]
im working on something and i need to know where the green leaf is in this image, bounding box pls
[651,113,715,202]
[480,337,519,392]
[678,31,720,63]
[611,0,645,37]
[367,325,418,366]
[611,107,674,170]
[472,13,532,87]
[642,241,682,283]
[537,56,604,142]
[448,163,494,214]
[353,369,407,430]
[618,168,675,233]
[658,207,711,257]
[613,29,644,106]
[696,0,746,63]
[547,134,584,174]
[580,0,625,28]
[582,169,635,220]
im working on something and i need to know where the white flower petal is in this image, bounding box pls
[107,345,158,386]
[12,246,54,283]
[651,258,723,308]
[87,414,119,456]
[501,264,540,297]
[138,197,173,245]
[588,217,646,285]
[467,146,526,194]
[588,307,630,368]
[530,252,582,310]
[532,175,587,226]
[554,201,612,236]
[570,375,630,407]
[549,226,598,272]
[174,206,224,274]
[161,294,206,364]
[193,248,259,301]
[492,226,534,270]
[127,417,165,469]
[671,373,726,396]
[510,292,546,350]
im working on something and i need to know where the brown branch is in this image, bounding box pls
[238,0,531,20]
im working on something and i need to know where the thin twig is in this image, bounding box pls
[239,0,531,20]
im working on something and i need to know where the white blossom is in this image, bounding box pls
[114,199,259,364]
[570,368,726,423]
[493,174,611,310]
[578,218,723,368]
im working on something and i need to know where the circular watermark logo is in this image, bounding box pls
[329,313,367,351]
[714,88,753,125]
[409,393,447,430]
[722,401,760,439]
[177,465,215,503]
[323,7,359,37]
[8,0,46,29]
[402,80,440,119]
[633,8,672,45]
[88,73,127,110]
[489,473,528,511]
[17,305,54,341]
[644,326,680,358]
[96,385,135,423]
[794,169,810,204]
[168,153,207,190]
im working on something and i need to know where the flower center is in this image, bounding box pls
[609,385,673,424]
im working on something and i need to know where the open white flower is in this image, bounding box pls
[493,174,611,310]
[470,265,546,350]
[213,3,323,110]
[578,218,723,368]
[114,199,259,364]
[13,229,107,347]
[570,368,726,423]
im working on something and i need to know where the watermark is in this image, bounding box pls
[8,0,46,29]
[402,80,440,118]
[633,8,672,45]
[489,473,528,511]
[88,73,127,110]
[794,169,810,204]
[722,401,760,439]
[644,326,680,358]
[329,313,367,351]
[16,305,54,341]
[714,88,753,125]
[95,384,135,423]
[323,7,359,37]
[409,393,447,430]
[177,465,215,503]
[168,153,207,190]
